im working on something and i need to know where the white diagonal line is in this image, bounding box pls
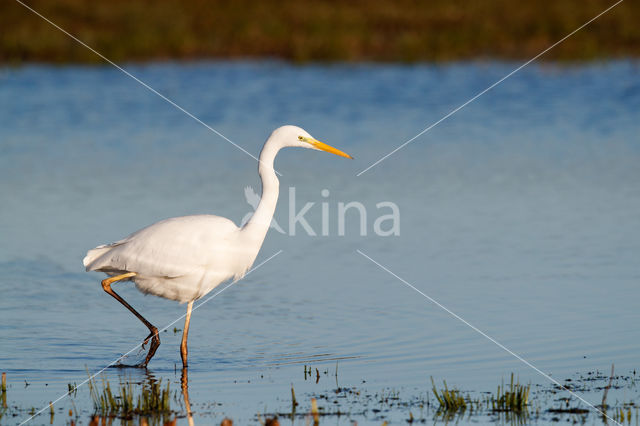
[12,0,282,176]
[356,249,620,425]
[356,0,624,176]
[19,249,283,425]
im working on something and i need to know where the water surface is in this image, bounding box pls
[1,61,639,424]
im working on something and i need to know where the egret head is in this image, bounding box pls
[270,125,352,159]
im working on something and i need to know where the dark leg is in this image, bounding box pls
[180,301,194,368]
[101,272,160,367]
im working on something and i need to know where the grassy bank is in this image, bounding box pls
[1,0,639,63]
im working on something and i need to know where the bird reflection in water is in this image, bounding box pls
[181,367,194,426]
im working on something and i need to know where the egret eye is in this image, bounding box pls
[298,136,304,141]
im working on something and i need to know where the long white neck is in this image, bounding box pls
[240,141,280,249]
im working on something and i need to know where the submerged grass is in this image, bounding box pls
[431,376,467,411]
[3,366,638,424]
[87,373,172,418]
[491,373,530,412]
[430,373,530,417]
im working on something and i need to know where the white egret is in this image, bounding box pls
[83,125,352,368]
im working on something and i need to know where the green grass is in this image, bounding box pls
[431,376,467,411]
[491,373,530,412]
[87,374,173,417]
[2,0,639,64]
[431,374,530,415]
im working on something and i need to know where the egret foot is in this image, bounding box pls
[140,327,160,367]
[141,327,159,348]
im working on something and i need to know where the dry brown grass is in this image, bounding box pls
[2,0,639,63]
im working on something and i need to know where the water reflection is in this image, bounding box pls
[433,409,530,426]
[181,368,194,426]
[1,61,639,425]
[85,368,188,426]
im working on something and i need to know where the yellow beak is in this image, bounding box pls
[307,138,353,159]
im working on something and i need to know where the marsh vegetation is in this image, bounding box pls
[2,0,639,63]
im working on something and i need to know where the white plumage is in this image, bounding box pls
[84,125,352,368]
[241,186,285,233]
[84,215,244,303]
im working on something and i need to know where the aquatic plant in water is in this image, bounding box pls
[431,377,467,411]
[491,373,530,412]
[87,374,172,417]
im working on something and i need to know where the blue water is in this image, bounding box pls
[1,61,639,425]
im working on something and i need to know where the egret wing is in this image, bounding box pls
[84,215,239,278]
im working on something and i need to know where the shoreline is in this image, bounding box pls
[2,57,638,70]
[2,0,639,64]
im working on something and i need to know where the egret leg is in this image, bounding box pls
[180,301,194,368]
[101,272,160,367]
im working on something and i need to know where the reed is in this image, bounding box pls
[601,364,614,410]
[291,384,298,409]
[311,398,319,425]
[431,377,467,411]
[491,373,530,412]
[137,380,171,413]
[87,374,172,416]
